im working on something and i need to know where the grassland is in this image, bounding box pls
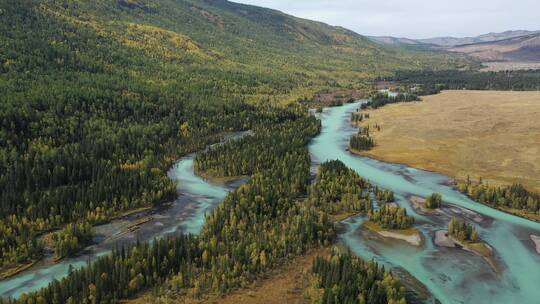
[358,90,540,193]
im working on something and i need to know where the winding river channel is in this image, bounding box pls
[0,135,246,298]
[1,103,540,303]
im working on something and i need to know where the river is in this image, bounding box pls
[0,139,246,298]
[311,102,540,304]
[2,104,540,303]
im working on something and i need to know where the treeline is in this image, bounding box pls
[52,221,93,258]
[306,252,407,304]
[457,178,540,216]
[360,92,420,110]
[448,218,478,243]
[369,205,415,230]
[394,70,540,91]
[374,187,395,203]
[307,160,372,214]
[350,135,375,151]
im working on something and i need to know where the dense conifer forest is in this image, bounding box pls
[3,119,407,304]
[360,92,420,110]
[305,252,407,304]
[394,70,540,91]
[350,134,375,151]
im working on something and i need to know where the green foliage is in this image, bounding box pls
[350,135,375,151]
[458,178,540,216]
[361,92,420,110]
[307,252,407,304]
[307,160,372,215]
[52,221,93,258]
[395,70,540,91]
[448,218,478,243]
[369,205,414,230]
[425,193,442,209]
[5,115,329,303]
[374,187,395,203]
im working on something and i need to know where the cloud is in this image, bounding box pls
[231,0,540,38]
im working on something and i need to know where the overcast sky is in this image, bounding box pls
[232,0,539,38]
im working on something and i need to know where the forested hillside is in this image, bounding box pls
[0,0,467,279]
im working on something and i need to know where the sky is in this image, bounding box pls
[231,0,540,38]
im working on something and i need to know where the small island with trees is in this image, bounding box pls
[425,193,443,209]
[435,217,495,269]
[364,204,422,246]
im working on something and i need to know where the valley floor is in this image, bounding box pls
[358,90,540,193]
[126,247,331,304]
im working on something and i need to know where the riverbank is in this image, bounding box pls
[355,90,540,193]
[409,195,442,215]
[531,235,540,255]
[194,168,245,184]
[363,221,422,246]
[0,260,40,281]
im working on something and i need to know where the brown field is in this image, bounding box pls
[125,247,331,304]
[359,90,540,192]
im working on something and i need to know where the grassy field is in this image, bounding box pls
[359,90,540,192]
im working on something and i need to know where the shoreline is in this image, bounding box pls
[363,221,423,246]
[434,230,498,272]
[194,167,245,184]
[531,235,540,255]
[0,259,40,281]
[350,148,540,224]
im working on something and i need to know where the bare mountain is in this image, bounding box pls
[369,30,540,47]
[449,33,540,62]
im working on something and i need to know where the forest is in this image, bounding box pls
[393,70,540,91]
[3,103,409,303]
[350,134,375,151]
[52,221,93,258]
[306,160,373,215]
[457,178,540,216]
[360,92,420,110]
[305,252,407,304]
[0,0,471,271]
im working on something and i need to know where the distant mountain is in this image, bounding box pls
[368,36,431,46]
[369,30,540,48]
[449,33,540,62]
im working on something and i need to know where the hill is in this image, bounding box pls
[449,33,540,62]
[0,0,468,286]
[369,30,539,48]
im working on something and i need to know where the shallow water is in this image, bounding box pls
[310,102,540,304]
[0,154,243,298]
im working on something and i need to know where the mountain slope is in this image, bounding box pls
[419,30,540,47]
[449,33,540,62]
[1,0,467,105]
[370,30,540,48]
